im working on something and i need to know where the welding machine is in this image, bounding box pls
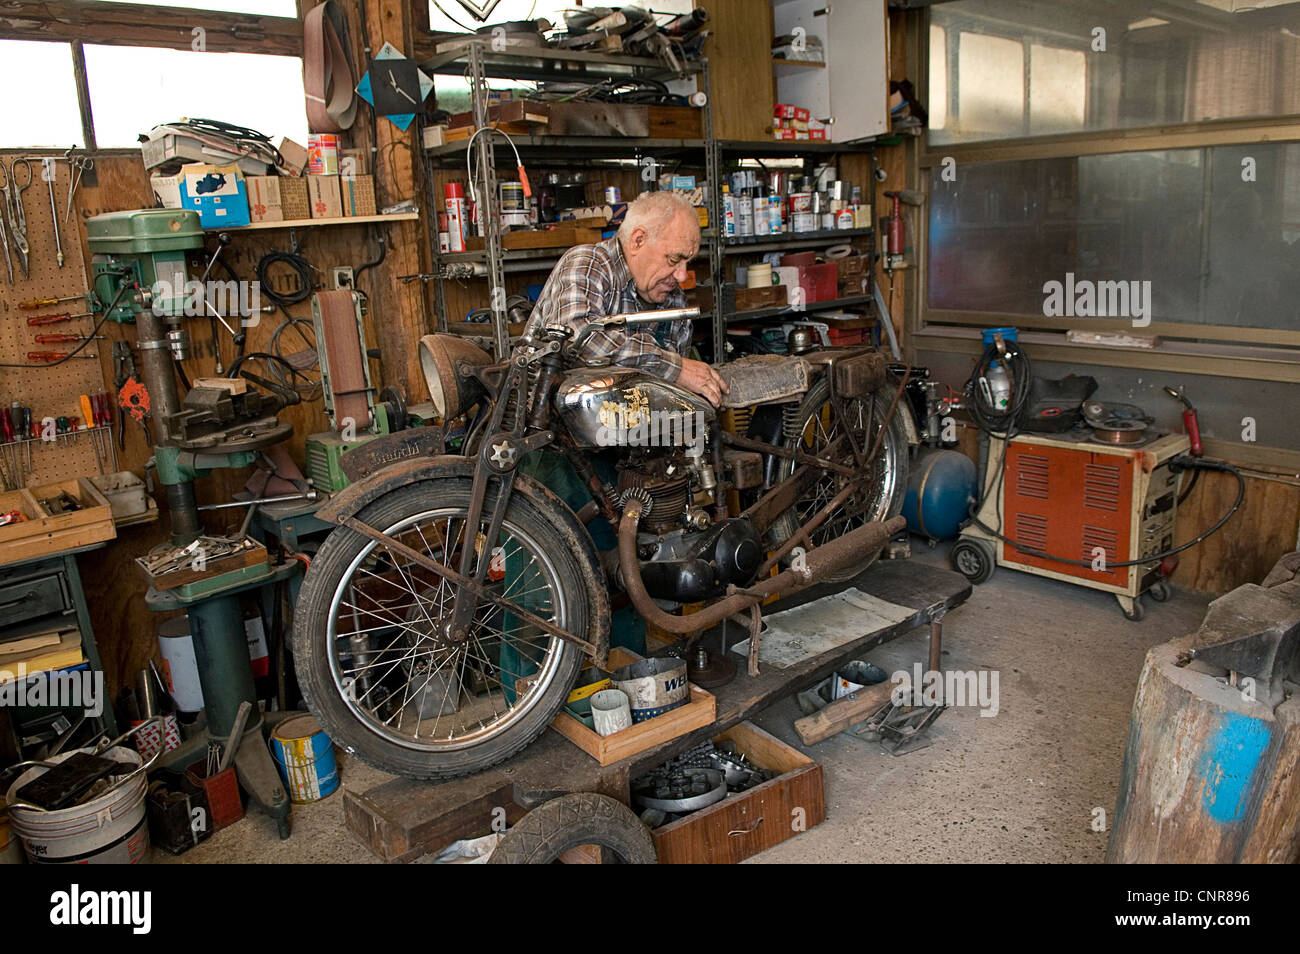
[951,429,1189,620]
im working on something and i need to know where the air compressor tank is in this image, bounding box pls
[902,447,977,541]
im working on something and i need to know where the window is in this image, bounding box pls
[929,0,1300,145]
[84,45,308,148]
[0,40,84,148]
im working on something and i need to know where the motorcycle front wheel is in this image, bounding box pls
[292,478,589,780]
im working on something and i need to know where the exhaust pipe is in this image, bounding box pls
[617,501,906,637]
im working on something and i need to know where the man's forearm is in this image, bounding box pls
[583,328,685,380]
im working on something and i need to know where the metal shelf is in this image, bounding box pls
[419,43,701,83]
[722,228,873,255]
[716,139,871,155]
[426,135,709,160]
[724,294,873,323]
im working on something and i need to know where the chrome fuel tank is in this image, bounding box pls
[555,367,714,449]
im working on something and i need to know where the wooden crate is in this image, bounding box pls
[135,539,268,591]
[551,647,716,766]
[0,479,115,567]
[651,722,826,864]
[464,226,603,251]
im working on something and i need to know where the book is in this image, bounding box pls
[0,629,84,684]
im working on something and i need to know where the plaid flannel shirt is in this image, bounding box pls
[521,236,691,380]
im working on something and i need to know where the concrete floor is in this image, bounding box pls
[158,541,1210,864]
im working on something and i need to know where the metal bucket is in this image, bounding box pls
[612,657,689,723]
[270,715,340,803]
[5,746,150,864]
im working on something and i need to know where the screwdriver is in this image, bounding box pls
[19,407,31,470]
[18,295,84,310]
[55,416,68,447]
[27,352,98,363]
[35,333,105,344]
[79,394,101,461]
[26,312,94,326]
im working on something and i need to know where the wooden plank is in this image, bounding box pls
[0,0,304,55]
[702,0,776,142]
[793,674,905,746]
[221,213,420,232]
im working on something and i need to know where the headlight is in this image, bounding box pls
[417,334,491,420]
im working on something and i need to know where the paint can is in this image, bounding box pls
[158,615,204,712]
[604,185,622,204]
[792,211,817,233]
[612,658,688,723]
[269,714,340,803]
[6,746,149,864]
[790,192,813,213]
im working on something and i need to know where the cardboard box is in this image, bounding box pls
[280,177,310,220]
[340,148,369,177]
[307,175,342,219]
[308,133,339,175]
[245,176,284,223]
[340,175,376,217]
[422,125,450,150]
[150,174,184,209]
[278,137,308,177]
[179,163,250,228]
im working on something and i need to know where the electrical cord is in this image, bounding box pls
[257,250,314,307]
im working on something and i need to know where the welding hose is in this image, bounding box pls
[967,455,1244,570]
[965,340,1032,436]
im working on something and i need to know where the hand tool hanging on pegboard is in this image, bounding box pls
[43,158,64,269]
[2,157,32,279]
[26,311,93,326]
[19,294,84,310]
[63,149,92,225]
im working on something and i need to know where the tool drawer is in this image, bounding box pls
[0,565,73,630]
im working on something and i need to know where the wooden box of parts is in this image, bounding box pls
[135,538,267,591]
[0,480,115,567]
[279,177,311,221]
[692,284,788,314]
[650,721,826,864]
[551,647,716,766]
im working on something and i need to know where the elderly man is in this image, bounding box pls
[523,190,728,406]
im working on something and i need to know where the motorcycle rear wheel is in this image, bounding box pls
[769,378,910,582]
[292,478,589,780]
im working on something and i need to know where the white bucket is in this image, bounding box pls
[6,746,150,864]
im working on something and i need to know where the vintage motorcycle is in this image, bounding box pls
[291,308,912,780]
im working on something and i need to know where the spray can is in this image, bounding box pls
[722,187,736,238]
[444,182,468,252]
[736,190,753,237]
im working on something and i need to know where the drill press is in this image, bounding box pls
[87,209,299,837]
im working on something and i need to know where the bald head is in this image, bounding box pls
[618,191,700,303]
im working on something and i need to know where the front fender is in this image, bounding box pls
[317,454,473,523]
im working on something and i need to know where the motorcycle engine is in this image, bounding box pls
[616,453,763,605]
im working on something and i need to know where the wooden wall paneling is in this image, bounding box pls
[703,0,776,142]
[873,8,913,353]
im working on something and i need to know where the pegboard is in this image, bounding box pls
[0,153,114,490]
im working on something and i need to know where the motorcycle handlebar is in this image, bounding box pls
[567,307,701,352]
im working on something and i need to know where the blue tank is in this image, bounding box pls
[903,447,977,541]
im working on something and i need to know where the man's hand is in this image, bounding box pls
[676,358,729,407]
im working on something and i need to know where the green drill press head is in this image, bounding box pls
[86,209,204,322]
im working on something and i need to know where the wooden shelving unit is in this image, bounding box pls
[215,212,420,232]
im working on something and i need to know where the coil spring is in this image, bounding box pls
[782,402,805,441]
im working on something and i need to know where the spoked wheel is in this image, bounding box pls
[769,378,910,582]
[292,478,591,780]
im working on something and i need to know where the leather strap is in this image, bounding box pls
[304,1,358,133]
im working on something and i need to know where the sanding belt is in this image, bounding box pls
[304,1,358,133]
[317,290,371,429]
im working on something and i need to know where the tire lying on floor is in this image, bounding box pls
[487,793,659,864]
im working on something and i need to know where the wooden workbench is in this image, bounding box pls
[343,560,972,862]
